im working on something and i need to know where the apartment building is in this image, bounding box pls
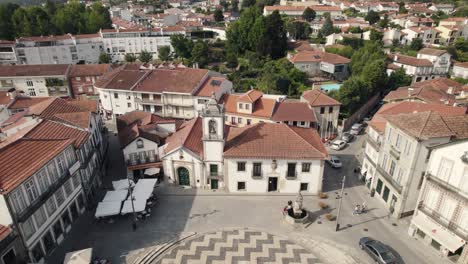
[0,64,72,97]
[300,89,341,138]
[95,64,232,119]
[0,138,85,263]
[0,41,17,65]
[15,34,103,65]
[409,140,468,263]
[404,17,434,28]
[117,111,176,178]
[99,27,185,62]
[452,62,468,79]
[417,48,451,78]
[220,90,317,128]
[363,106,467,218]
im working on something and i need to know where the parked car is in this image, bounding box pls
[330,140,347,150]
[350,123,363,135]
[341,132,355,143]
[359,237,400,264]
[326,156,342,168]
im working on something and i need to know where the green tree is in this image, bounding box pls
[0,3,19,40]
[302,7,316,22]
[139,50,153,63]
[158,46,171,61]
[99,52,111,63]
[454,37,468,52]
[369,29,384,44]
[226,51,238,68]
[261,10,287,59]
[214,8,224,22]
[320,15,334,36]
[220,0,229,10]
[231,0,239,12]
[325,45,354,58]
[332,77,370,115]
[398,1,407,14]
[257,58,306,96]
[409,38,423,51]
[286,21,311,40]
[350,42,385,75]
[242,0,256,9]
[11,8,33,37]
[226,7,262,54]
[343,8,358,17]
[192,41,209,68]
[348,26,363,33]
[365,10,380,25]
[378,14,389,28]
[124,53,137,62]
[170,34,194,58]
[387,68,412,91]
[341,37,364,49]
[361,59,387,94]
[452,6,468,17]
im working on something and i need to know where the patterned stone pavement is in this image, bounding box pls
[152,229,321,264]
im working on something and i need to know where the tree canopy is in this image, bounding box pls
[365,10,380,25]
[302,7,316,22]
[139,50,153,63]
[214,8,224,22]
[158,46,171,61]
[320,15,335,37]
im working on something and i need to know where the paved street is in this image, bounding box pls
[45,127,452,264]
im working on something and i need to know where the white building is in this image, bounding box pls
[453,62,468,79]
[428,4,455,14]
[95,64,232,119]
[417,48,451,78]
[0,41,17,65]
[408,140,468,263]
[401,27,441,46]
[0,64,72,97]
[263,5,342,18]
[387,54,434,83]
[363,108,467,218]
[15,34,103,65]
[289,50,351,81]
[160,98,328,192]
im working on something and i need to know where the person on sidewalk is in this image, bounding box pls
[353,204,360,215]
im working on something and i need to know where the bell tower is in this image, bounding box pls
[200,93,225,189]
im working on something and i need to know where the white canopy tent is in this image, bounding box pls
[132,179,157,200]
[63,248,92,264]
[121,199,146,215]
[95,201,122,218]
[103,190,128,202]
[112,179,135,190]
[144,167,160,175]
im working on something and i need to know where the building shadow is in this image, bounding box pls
[322,154,366,192]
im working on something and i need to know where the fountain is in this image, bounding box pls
[283,192,309,225]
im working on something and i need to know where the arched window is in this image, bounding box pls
[136,139,144,148]
[209,120,217,135]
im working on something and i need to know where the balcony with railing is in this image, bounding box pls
[208,171,223,179]
[165,99,193,107]
[366,135,381,151]
[126,153,159,166]
[376,164,403,193]
[389,144,401,160]
[426,173,468,201]
[418,203,468,240]
[135,97,162,105]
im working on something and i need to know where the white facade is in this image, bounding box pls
[408,140,468,262]
[225,159,324,193]
[0,42,17,65]
[0,74,70,97]
[452,64,468,79]
[417,52,451,77]
[16,35,102,65]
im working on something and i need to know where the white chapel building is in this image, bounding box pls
[159,96,328,193]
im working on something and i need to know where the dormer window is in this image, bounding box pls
[136,139,144,148]
[245,104,250,110]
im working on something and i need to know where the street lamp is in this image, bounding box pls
[335,175,346,232]
[127,176,137,231]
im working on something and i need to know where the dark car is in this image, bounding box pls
[341,132,355,143]
[359,237,400,264]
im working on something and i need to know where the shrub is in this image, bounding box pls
[319,192,328,199]
[325,214,336,221]
[318,202,328,209]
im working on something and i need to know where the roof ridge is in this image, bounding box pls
[287,125,325,157]
[417,111,433,138]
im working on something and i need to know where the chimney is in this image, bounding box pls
[7,88,16,99]
[447,86,453,94]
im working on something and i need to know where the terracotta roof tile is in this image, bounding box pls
[6,96,49,110]
[0,91,11,105]
[0,64,70,77]
[220,94,276,118]
[69,64,111,77]
[194,76,227,97]
[454,62,468,68]
[238,90,263,103]
[264,5,341,12]
[302,89,341,106]
[224,123,327,159]
[164,117,203,157]
[67,99,99,113]
[388,54,433,67]
[0,138,73,193]
[25,120,90,148]
[53,112,91,129]
[0,225,12,241]
[290,50,349,64]
[418,48,446,56]
[271,101,317,122]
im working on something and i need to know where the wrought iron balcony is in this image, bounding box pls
[376,164,403,194]
[366,135,381,151]
[135,97,162,105]
[418,203,468,240]
[425,173,468,201]
[126,154,159,166]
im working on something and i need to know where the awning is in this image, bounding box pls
[144,167,160,175]
[63,248,92,264]
[412,212,465,252]
[94,201,122,218]
[112,179,134,190]
[102,190,128,202]
[127,161,162,171]
[132,179,157,200]
[121,199,146,214]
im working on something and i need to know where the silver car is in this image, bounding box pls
[326,155,342,168]
[350,123,363,135]
[341,132,355,143]
[330,140,347,150]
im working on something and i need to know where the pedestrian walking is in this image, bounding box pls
[353,204,360,215]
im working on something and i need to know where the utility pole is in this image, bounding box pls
[335,175,346,232]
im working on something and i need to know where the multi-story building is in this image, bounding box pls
[117,111,176,178]
[416,48,451,78]
[289,50,351,81]
[404,17,434,28]
[15,34,103,65]
[408,140,468,263]
[401,27,441,46]
[263,5,342,18]
[0,224,27,264]
[220,90,317,128]
[387,54,434,83]
[429,4,455,14]
[0,138,85,263]
[160,98,328,192]
[0,41,17,65]
[300,89,341,138]
[95,64,233,119]
[436,25,464,45]
[453,62,468,79]
[68,64,112,98]
[99,27,185,62]
[362,105,467,218]
[0,64,72,97]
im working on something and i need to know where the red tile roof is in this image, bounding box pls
[388,54,432,67]
[289,50,350,64]
[67,99,99,113]
[220,94,277,118]
[6,96,49,110]
[164,117,203,157]
[0,225,12,241]
[302,89,341,106]
[454,62,468,68]
[194,76,227,97]
[69,64,111,77]
[53,112,91,129]
[0,91,11,105]
[238,90,263,103]
[418,48,446,56]
[25,120,90,148]
[224,123,327,159]
[0,64,70,77]
[271,101,317,122]
[265,5,341,12]
[0,138,73,193]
